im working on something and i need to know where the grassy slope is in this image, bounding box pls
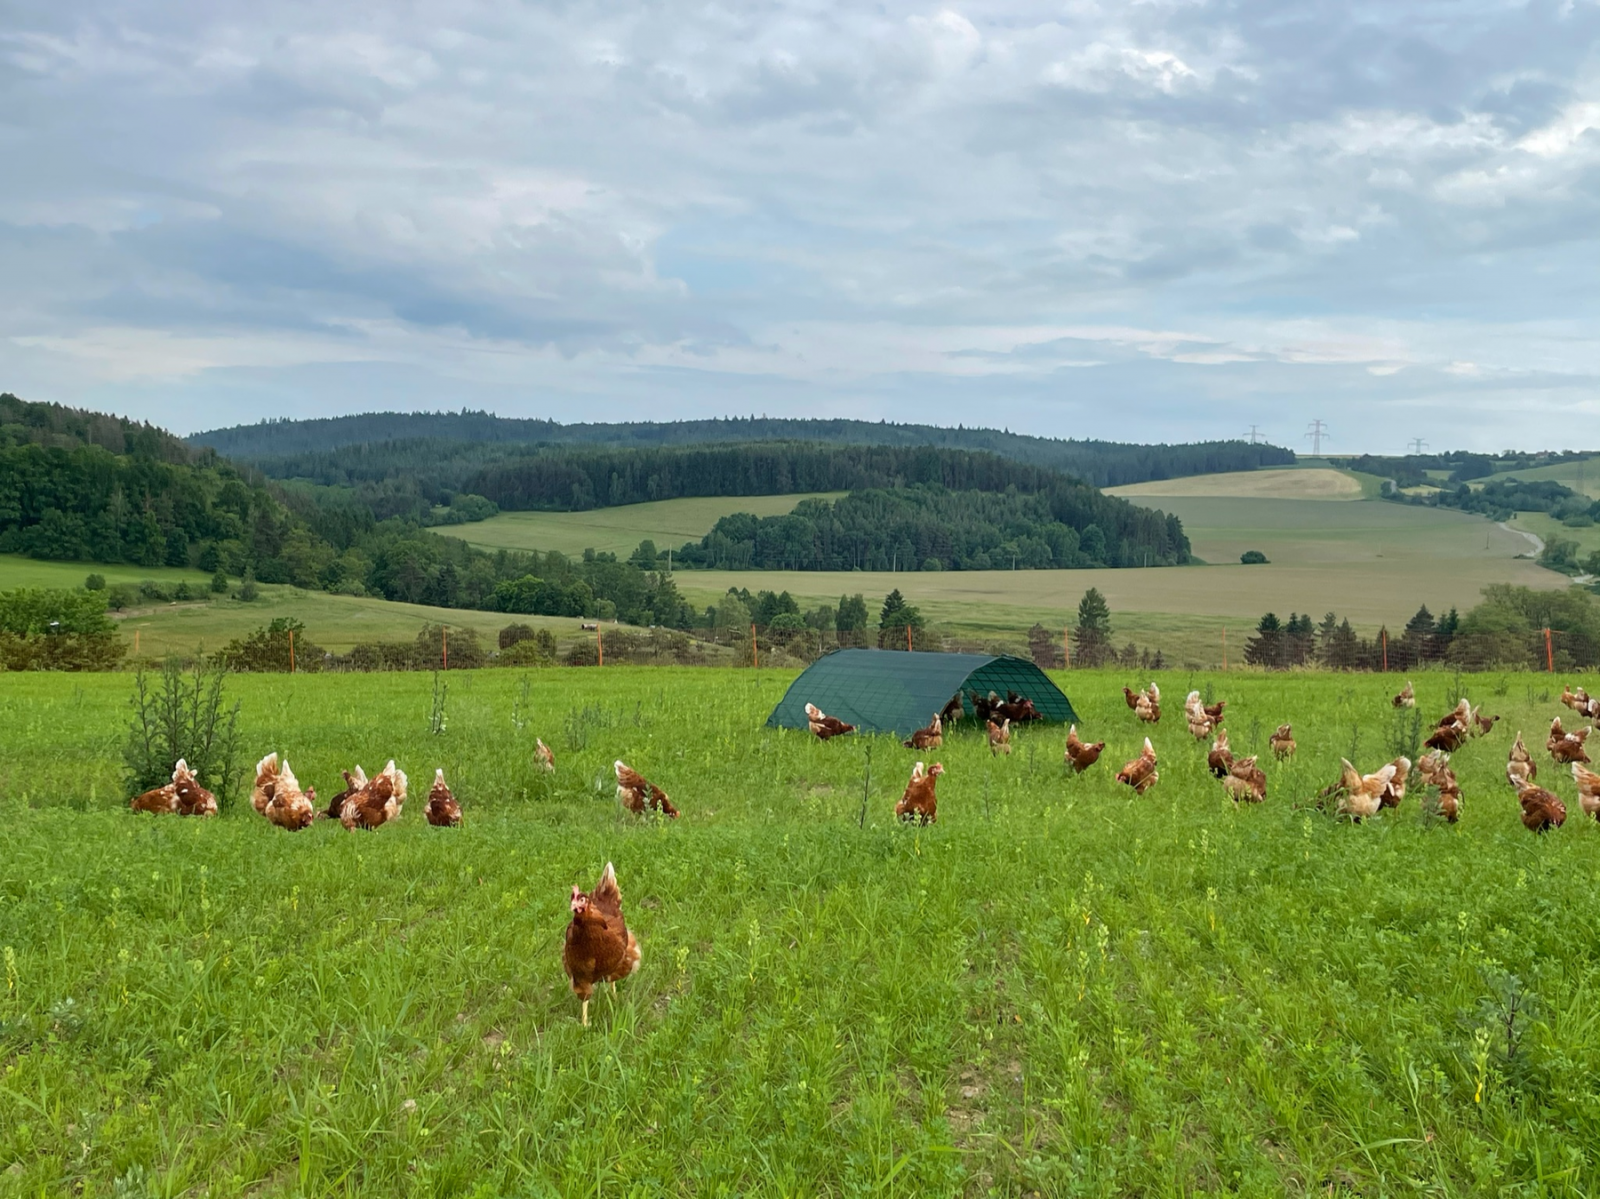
[2,668,1598,1196]
[1495,455,1600,499]
[1108,467,1363,501]
[457,492,850,558]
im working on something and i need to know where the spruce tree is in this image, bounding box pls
[1072,587,1112,666]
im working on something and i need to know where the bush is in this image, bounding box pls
[566,639,600,666]
[123,660,242,810]
[500,628,558,665]
[105,584,138,611]
[210,571,229,594]
[238,571,259,602]
[216,618,325,672]
[0,588,126,671]
[1241,550,1269,565]
[84,573,106,591]
[416,624,486,670]
[175,582,193,602]
[499,622,537,650]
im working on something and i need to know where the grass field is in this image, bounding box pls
[1496,455,1600,499]
[1107,467,1365,501]
[3,667,1599,1196]
[457,493,849,559]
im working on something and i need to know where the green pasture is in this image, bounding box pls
[1495,455,1600,499]
[456,493,849,559]
[3,668,1599,1196]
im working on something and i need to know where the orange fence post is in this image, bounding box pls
[1545,627,1554,672]
[289,629,295,674]
[134,629,140,655]
[906,625,913,652]
[598,626,604,667]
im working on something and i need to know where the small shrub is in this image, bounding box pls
[238,571,259,602]
[501,631,557,666]
[123,659,242,809]
[210,571,229,594]
[175,581,194,602]
[84,573,106,591]
[499,622,537,650]
[216,618,324,672]
[1240,550,1269,565]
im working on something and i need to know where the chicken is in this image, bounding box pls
[1548,717,1591,764]
[341,760,408,831]
[325,766,368,821]
[1064,725,1104,773]
[895,761,943,824]
[986,718,1011,757]
[1560,684,1589,712]
[1378,756,1412,809]
[903,713,943,750]
[536,738,556,773]
[1392,681,1415,709]
[264,760,316,831]
[1222,755,1266,803]
[805,702,856,741]
[1184,691,1213,739]
[1207,728,1234,778]
[426,768,462,827]
[131,759,216,816]
[1438,698,1471,730]
[562,862,641,1027]
[1122,686,1142,710]
[1515,780,1566,833]
[994,693,1041,723]
[250,752,279,817]
[1134,693,1161,724]
[614,761,679,818]
[1418,751,1461,822]
[939,693,965,725]
[1570,762,1600,821]
[1336,759,1398,822]
[1507,732,1537,787]
[1116,738,1159,795]
[1424,720,1468,753]
[1269,723,1296,760]
[1471,708,1500,737]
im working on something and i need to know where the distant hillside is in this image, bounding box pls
[191,412,1294,489]
[2,392,196,463]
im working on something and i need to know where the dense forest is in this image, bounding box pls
[674,485,1185,570]
[195,411,1295,489]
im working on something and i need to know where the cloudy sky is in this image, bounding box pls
[3,1,1599,449]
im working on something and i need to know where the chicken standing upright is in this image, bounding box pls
[1336,759,1398,822]
[986,718,1011,756]
[536,738,556,773]
[264,760,316,831]
[250,752,280,817]
[1064,726,1104,773]
[562,862,641,1027]
[614,761,679,818]
[341,760,408,831]
[426,768,462,827]
[1134,686,1161,724]
[895,761,943,824]
[1513,777,1566,833]
[1269,724,1296,760]
[1418,751,1462,822]
[1184,691,1213,739]
[1222,755,1266,803]
[1572,763,1600,822]
[805,702,857,741]
[1207,728,1234,778]
[1507,733,1537,787]
[1548,717,1591,764]
[1560,684,1589,712]
[1116,738,1159,794]
[903,713,943,750]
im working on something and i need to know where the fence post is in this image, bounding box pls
[289,629,295,674]
[906,625,913,652]
[1545,626,1554,673]
[134,629,140,656]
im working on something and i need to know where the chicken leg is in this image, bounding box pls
[581,999,590,1027]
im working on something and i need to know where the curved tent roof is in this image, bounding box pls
[766,649,1077,737]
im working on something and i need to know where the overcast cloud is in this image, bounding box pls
[2,0,1599,449]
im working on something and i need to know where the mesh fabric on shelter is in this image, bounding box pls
[766,649,1077,738]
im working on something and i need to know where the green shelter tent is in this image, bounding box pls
[766,649,1077,737]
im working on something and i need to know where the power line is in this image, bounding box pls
[1407,437,1429,456]
[1305,420,1329,455]
[1245,425,1265,444]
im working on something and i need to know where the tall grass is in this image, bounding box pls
[1,667,1597,1196]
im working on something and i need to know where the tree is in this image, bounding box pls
[1072,587,1112,666]
[628,540,659,569]
[1244,612,1286,668]
[877,588,925,649]
[217,617,324,672]
[1027,622,1063,669]
[1285,613,1315,665]
[836,594,869,647]
[1397,605,1435,669]
[1240,550,1269,565]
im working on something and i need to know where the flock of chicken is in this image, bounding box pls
[129,677,1600,1026]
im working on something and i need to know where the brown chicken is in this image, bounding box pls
[1560,683,1589,712]
[1134,687,1161,724]
[986,718,1011,756]
[1116,738,1159,795]
[1507,732,1537,787]
[1203,698,1226,725]
[939,693,965,725]
[1378,756,1412,809]
[1438,698,1471,729]
[895,761,943,824]
[1515,780,1566,833]
[325,766,367,821]
[1336,759,1398,821]
[805,702,856,741]
[1564,760,1600,821]
[130,758,216,817]
[1207,728,1234,778]
[536,738,556,773]
[1548,717,1591,764]
[614,761,679,818]
[994,692,1042,723]
[1471,708,1500,737]
[1064,725,1104,773]
[262,760,315,831]
[1392,680,1415,709]
[250,752,279,817]
[1184,691,1213,739]
[1269,723,1296,760]
[1418,751,1461,822]
[341,760,408,831]
[1122,686,1142,710]
[426,768,462,827]
[903,713,943,750]
[1222,755,1266,803]
[562,862,641,1027]
[1425,720,1468,753]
